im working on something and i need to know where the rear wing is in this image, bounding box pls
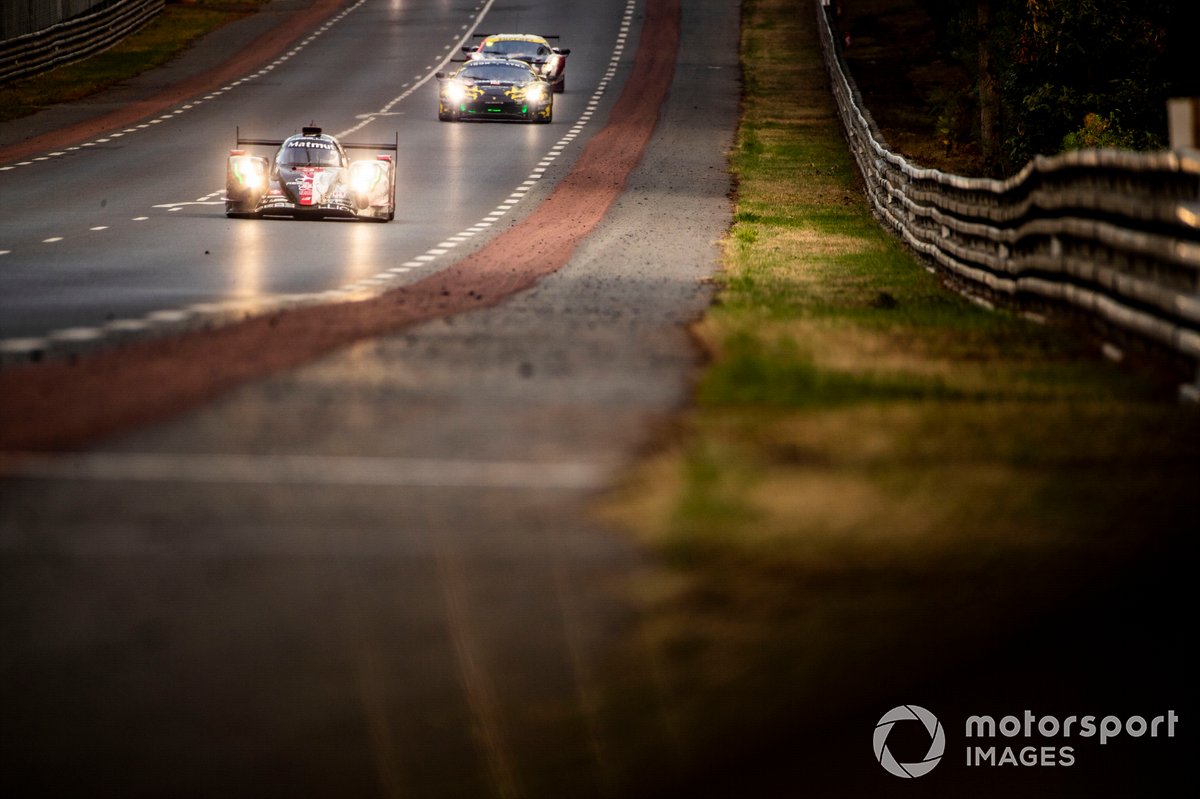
[464,34,568,58]
[342,136,398,152]
[234,127,398,152]
[471,33,560,39]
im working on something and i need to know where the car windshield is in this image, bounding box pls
[480,40,547,59]
[459,63,533,83]
[279,140,341,167]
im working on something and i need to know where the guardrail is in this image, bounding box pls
[0,0,163,85]
[814,1,1200,397]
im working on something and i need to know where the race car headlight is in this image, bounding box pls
[444,82,468,104]
[524,83,548,103]
[232,156,265,190]
[351,163,381,195]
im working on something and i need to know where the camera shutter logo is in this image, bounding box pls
[874,705,945,778]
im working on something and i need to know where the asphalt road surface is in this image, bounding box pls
[0,0,739,795]
[1,0,647,344]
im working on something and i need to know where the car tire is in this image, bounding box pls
[553,75,565,93]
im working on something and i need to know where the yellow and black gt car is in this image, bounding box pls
[462,33,570,93]
[436,59,553,124]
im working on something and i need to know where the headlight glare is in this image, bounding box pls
[233,156,265,190]
[351,164,379,195]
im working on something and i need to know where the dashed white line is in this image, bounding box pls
[48,327,102,342]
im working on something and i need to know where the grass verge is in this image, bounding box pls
[602,0,1198,792]
[0,1,265,124]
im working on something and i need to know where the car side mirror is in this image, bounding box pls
[435,71,445,79]
[555,48,571,56]
[461,46,473,54]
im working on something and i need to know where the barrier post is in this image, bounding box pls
[1168,98,1200,151]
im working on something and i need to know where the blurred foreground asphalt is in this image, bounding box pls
[0,1,739,795]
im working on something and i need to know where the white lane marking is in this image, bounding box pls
[105,319,150,332]
[5,452,611,490]
[146,309,190,323]
[48,327,102,342]
[0,338,47,355]
[152,201,223,209]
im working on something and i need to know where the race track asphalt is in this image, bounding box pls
[0,0,739,795]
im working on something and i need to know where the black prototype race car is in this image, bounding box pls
[436,59,554,123]
[463,33,570,93]
[225,126,397,221]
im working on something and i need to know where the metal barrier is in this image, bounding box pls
[2,1,110,41]
[0,0,164,84]
[814,1,1200,396]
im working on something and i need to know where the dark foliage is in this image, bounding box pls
[920,0,1184,176]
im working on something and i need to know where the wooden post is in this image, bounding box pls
[1168,98,1200,150]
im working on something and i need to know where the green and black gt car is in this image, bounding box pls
[436,58,553,123]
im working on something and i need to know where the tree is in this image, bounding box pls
[922,0,1179,176]
[977,0,1000,169]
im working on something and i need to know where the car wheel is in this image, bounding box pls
[553,75,565,93]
